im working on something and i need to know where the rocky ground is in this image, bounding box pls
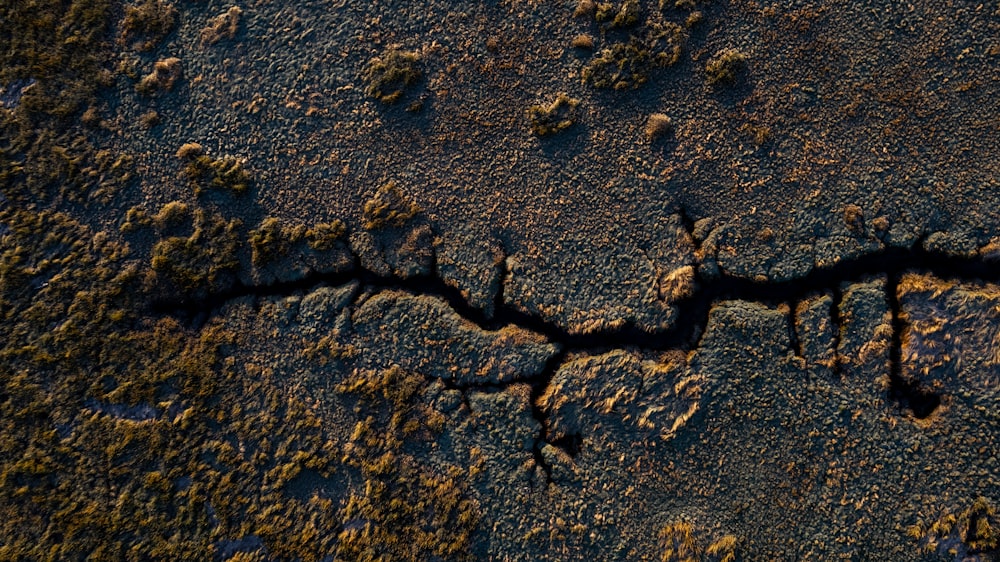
[1,0,999,560]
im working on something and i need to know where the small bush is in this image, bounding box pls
[119,0,178,51]
[644,113,673,141]
[705,49,747,87]
[362,181,422,229]
[136,57,182,95]
[571,34,595,50]
[200,6,242,46]
[362,48,421,104]
[526,94,580,136]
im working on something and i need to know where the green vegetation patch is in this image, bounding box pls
[361,47,422,104]
[335,366,479,561]
[362,180,422,229]
[527,93,580,136]
[150,209,242,298]
[119,0,178,51]
[582,22,685,89]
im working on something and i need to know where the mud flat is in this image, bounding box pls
[1,0,999,559]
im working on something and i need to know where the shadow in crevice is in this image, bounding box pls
[886,274,942,419]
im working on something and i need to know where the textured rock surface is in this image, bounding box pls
[503,216,695,334]
[351,290,560,384]
[899,274,1000,410]
[4,0,1000,559]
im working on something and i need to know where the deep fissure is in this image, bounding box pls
[886,274,942,419]
[151,243,996,463]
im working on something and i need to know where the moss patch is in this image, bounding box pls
[182,153,252,196]
[527,94,580,136]
[362,180,422,230]
[150,209,242,298]
[582,22,685,89]
[249,217,305,267]
[361,47,422,104]
[119,0,178,52]
[705,49,747,87]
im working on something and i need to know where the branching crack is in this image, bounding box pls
[528,348,570,484]
[151,241,1000,473]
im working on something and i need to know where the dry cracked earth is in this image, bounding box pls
[2,0,1000,560]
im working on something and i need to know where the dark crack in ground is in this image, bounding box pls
[6,0,1000,559]
[153,235,1000,467]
